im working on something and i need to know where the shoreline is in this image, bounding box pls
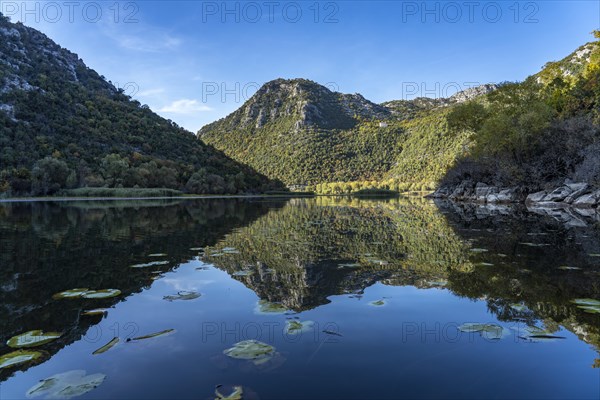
[0,194,318,203]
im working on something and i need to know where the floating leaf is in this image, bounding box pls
[163,291,201,302]
[92,337,119,355]
[519,242,549,247]
[148,253,167,257]
[588,254,600,257]
[369,299,386,306]
[476,262,494,267]
[82,309,108,316]
[222,248,240,254]
[232,270,253,277]
[189,247,204,251]
[510,303,527,312]
[338,263,361,269]
[215,385,243,400]
[54,288,120,300]
[285,320,314,335]
[7,330,62,348]
[81,289,121,299]
[129,329,175,341]
[254,300,288,314]
[223,340,275,364]
[26,370,106,399]
[557,266,581,270]
[0,350,44,369]
[470,248,488,253]
[571,298,600,306]
[458,323,506,340]
[571,299,600,314]
[52,289,89,300]
[130,261,169,268]
[426,280,447,287]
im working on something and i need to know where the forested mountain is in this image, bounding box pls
[199,78,491,189]
[0,13,282,196]
[200,36,600,195]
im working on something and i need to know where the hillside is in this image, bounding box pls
[436,36,600,200]
[199,78,496,191]
[0,14,282,196]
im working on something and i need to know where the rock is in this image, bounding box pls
[475,183,498,202]
[564,184,590,204]
[572,190,600,208]
[488,188,520,203]
[526,191,547,204]
[566,182,588,191]
[448,181,475,201]
[543,186,573,202]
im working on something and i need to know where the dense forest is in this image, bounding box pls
[0,13,283,197]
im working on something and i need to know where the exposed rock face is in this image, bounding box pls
[431,180,598,211]
[448,84,499,103]
[203,78,392,133]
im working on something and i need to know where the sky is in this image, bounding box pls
[2,0,599,132]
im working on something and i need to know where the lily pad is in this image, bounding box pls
[163,291,201,301]
[232,270,253,277]
[470,248,488,253]
[129,329,175,341]
[130,261,169,268]
[81,289,121,299]
[92,337,119,355]
[369,299,386,306]
[190,247,204,251]
[7,330,62,348]
[54,289,121,300]
[254,300,288,315]
[588,253,600,257]
[516,325,566,341]
[0,350,44,369]
[557,266,581,270]
[458,323,506,340]
[223,340,275,365]
[285,320,314,335]
[571,299,600,314]
[52,289,89,300]
[148,253,167,257]
[338,263,361,269]
[510,303,527,312]
[26,370,106,399]
[215,385,243,400]
[82,309,108,316]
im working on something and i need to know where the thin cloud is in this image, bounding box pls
[159,99,212,114]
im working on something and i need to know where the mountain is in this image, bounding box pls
[0,13,282,196]
[201,37,600,196]
[199,77,497,189]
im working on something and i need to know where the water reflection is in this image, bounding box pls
[0,198,282,381]
[0,197,598,398]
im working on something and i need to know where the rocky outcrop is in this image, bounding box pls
[431,180,599,210]
[430,181,524,204]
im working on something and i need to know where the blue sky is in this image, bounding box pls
[3,1,599,131]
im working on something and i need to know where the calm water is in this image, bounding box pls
[0,197,599,399]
